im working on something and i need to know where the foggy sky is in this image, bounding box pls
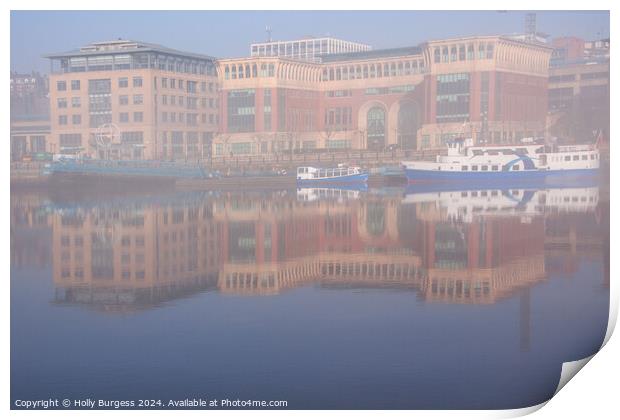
[11,10,610,74]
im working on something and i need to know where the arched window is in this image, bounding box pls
[487,44,494,59]
[442,47,449,62]
[366,202,386,237]
[231,64,237,79]
[467,44,474,60]
[459,45,465,60]
[224,65,230,80]
[434,47,441,63]
[478,43,486,59]
[450,46,457,61]
[367,107,386,150]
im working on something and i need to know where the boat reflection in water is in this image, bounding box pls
[10,183,608,409]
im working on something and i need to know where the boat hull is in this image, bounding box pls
[296,172,369,186]
[404,167,600,188]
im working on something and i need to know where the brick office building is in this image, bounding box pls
[45,40,219,160]
[214,35,552,155]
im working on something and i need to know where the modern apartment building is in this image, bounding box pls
[45,40,219,160]
[216,35,552,155]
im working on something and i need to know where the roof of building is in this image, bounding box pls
[319,45,423,63]
[43,40,216,61]
[251,36,371,46]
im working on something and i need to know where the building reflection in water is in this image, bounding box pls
[11,184,601,316]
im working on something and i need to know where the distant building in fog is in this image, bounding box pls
[250,36,371,62]
[10,71,49,121]
[548,37,610,142]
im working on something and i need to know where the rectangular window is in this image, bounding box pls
[71,80,80,90]
[481,165,488,171]
[119,95,128,105]
[162,78,168,88]
[71,97,81,108]
[133,94,143,105]
[461,165,468,171]
[88,79,111,94]
[471,165,478,171]
[72,114,81,125]
[133,77,143,87]
[227,89,256,133]
[133,112,143,122]
[58,115,68,125]
[170,79,176,89]
[491,165,498,171]
[56,81,66,91]
[118,77,128,88]
[59,133,82,147]
[57,98,67,108]
[565,156,571,161]
[163,95,168,105]
[119,112,129,123]
[436,73,470,123]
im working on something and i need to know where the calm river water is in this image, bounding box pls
[11,182,609,409]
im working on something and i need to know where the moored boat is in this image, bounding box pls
[402,136,600,185]
[296,165,368,185]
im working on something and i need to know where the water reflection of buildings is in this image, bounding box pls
[50,197,222,312]
[39,185,604,313]
[11,194,52,269]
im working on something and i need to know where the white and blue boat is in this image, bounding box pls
[296,165,369,186]
[402,137,600,186]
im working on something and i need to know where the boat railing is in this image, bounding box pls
[313,167,359,178]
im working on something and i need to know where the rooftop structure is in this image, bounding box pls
[250,36,371,62]
[45,39,216,75]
